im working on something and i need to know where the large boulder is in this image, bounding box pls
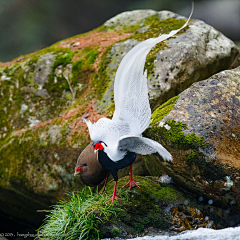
[100,10,240,110]
[0,9,239,227]
[144,66,240,210]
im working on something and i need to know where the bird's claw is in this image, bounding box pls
[106,194,119,203]
[124,179,140,190]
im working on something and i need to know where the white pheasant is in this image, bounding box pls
[83,9,193,202]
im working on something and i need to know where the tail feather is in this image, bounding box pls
[113,5,193,135]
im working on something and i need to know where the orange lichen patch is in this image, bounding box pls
[212,137,240,168]
[57,30,132,70]
[58,31,132,52]
[208,123,240,168]
[0,56,26,68]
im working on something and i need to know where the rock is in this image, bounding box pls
[38,176,238,239]
[104,9,157,29]
[0,9,239,227]
[144,66,240,210]
[99,10,240,110]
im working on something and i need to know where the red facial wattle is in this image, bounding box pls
[76,166,83,173]
[93,142,104,151]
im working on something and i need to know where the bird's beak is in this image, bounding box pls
[94,149,98,154]
[74,172,80,176]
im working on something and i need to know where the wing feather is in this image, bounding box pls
[118,135,172,161]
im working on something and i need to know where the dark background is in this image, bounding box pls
[0,0,240,62]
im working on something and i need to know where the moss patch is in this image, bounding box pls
[92,45,113,101]
[151,96,179,125]
[136,15,189,40]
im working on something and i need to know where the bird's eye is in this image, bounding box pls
[98,143,104,150]
[93,141,104,150]
[77,166,83,173]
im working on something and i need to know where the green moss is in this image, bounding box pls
[133,14,187,40]
[71,45,100,98]
[54,51,74,67]
[146,119,205,151]
[0,65,27,136]
[93,45,113,100]
[111,227,121,237]
[46,50,74,94]
[0,116,85,188]
[100,13,189,38]
[186,150,205,164]
[151,96,179,125]
[84,46,100,65]
[149,98,205,151]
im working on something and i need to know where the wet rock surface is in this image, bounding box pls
[144,66,240,211]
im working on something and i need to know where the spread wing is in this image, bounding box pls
[118,135,172,161]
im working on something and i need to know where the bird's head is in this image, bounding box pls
[74,163,87,176]
[92,141,107,153]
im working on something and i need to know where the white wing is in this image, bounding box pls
[84,7,193,161]
[113,7,193,135]
[118,135,173,161]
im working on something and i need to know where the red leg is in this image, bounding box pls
[97,185,100,194]
[124,165,140,190]
[106,181,119,203]
[102,176,109,193]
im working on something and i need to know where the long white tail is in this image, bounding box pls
[113,5,193,135]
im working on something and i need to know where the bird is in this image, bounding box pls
[83,9,193,203]
[74,143,110,193]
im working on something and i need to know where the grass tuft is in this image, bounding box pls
[36,176,183,239]
[36,186,120,240]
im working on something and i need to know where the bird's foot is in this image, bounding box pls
[124,179,140,190]
[106,181,119,203]
[101,176,109,194]
[124,165,140,190]
[106,192,119,203]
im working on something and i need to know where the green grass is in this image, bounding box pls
[36,176,183,239]
[37,186,121,240]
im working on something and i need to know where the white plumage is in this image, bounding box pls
[84,10,192,162]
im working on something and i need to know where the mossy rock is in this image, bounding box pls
[143,66,240,211]
[37,176,230,239]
